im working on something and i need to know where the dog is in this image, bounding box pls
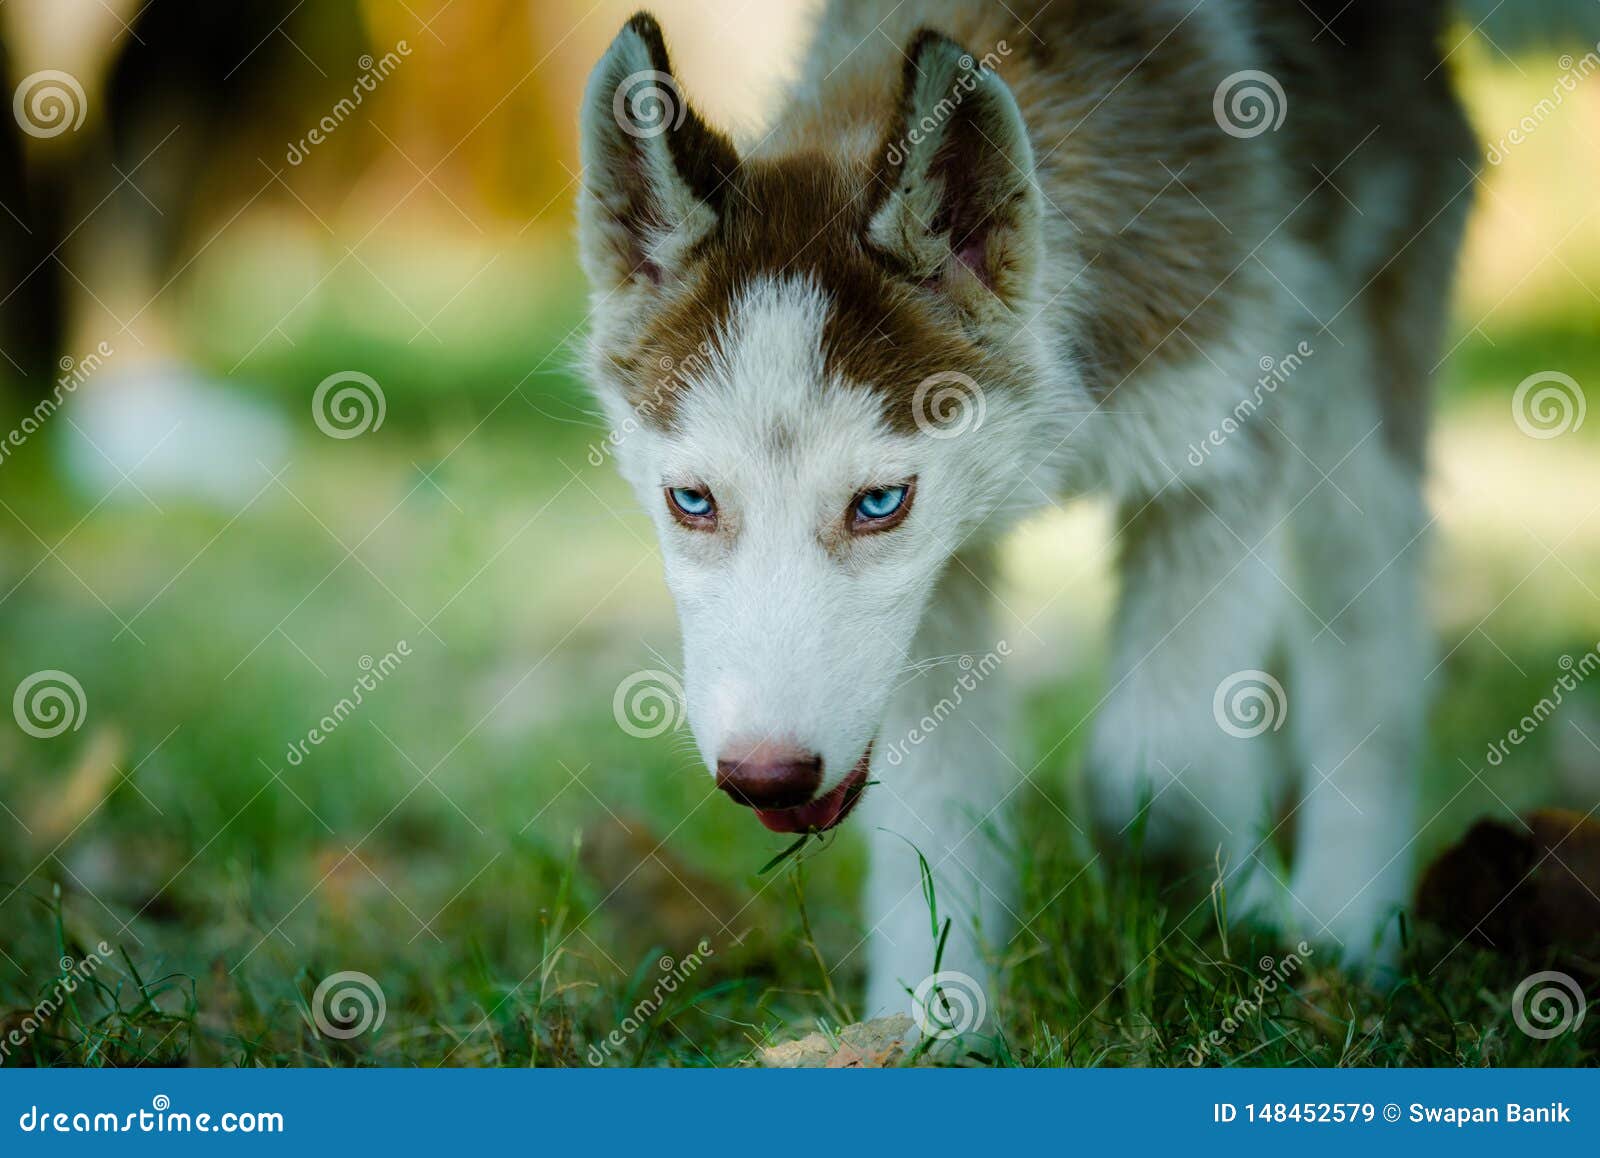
[577,0,1598,1026]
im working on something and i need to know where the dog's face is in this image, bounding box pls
[579,15,1053,832]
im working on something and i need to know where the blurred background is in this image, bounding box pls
[0,0,1596,1066]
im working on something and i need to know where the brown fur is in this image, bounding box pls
[1247,0,1479,468]
[608,153,1000,436]
[593,1,1476,460]
[770,0,1277,399]
[768,0,1474,427]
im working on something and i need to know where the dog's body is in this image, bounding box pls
[578,1,1579,1024]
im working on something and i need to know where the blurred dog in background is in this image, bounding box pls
[0,0,368,500]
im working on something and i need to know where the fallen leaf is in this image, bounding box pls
[28,728,125,847]
[760,1015,913,1069]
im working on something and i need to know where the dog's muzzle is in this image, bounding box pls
[715,742,872,833]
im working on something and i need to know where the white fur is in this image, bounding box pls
[608,276,1048,799]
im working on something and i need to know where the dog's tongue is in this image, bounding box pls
[754,759,869,834]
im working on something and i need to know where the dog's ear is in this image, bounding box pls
[868,32,1040,319]
[578,13,739,292]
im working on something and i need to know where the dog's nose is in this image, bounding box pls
[716,743,823,810]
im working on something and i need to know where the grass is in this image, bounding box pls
[0,361,1596,1066]
[3,750,1596,1067]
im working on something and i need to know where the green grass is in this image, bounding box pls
[1,427,1596,1068]
[1451,310,1600,404]
[3,731,1595,1067]
[2,285,1598,1067]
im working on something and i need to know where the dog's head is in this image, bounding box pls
[579,14,1057,832]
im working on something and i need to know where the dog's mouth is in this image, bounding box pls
[752,745,872,834]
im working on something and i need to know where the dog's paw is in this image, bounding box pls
[1083,706,1188,857]
[1223,860,1291,928]
[1283,869,1404,975]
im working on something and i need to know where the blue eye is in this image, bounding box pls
[855,485,908,523]
[668,486,715,520]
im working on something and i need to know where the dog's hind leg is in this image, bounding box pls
[1269,147,1468,966]
[1268,282,1456,969]
[1275,433,1428,967]
[857,549,1020,1035]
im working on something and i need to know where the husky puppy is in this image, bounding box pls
[577,1,1586,1021]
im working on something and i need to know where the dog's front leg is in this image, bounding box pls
[856,551,1019,1031]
